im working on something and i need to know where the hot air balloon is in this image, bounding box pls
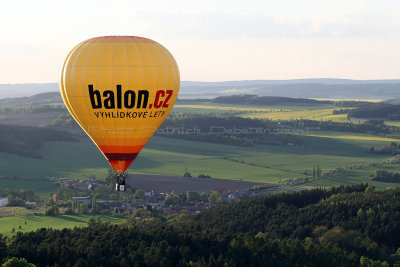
[59,36,180,191]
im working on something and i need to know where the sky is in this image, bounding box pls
[0,0,400,83]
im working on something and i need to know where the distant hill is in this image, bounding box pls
[382,98,400,105]
[0,83,58,99]
[180,80,400,99]
[1,79,400,100]
[0,92,62,108]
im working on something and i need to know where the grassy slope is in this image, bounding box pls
[1,101,399,186]
[0,214,124,236]
[0,133,398,184]
[0,138,109,180]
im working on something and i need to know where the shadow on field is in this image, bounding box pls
[53,215,86,223]
[131,155,164,169]
[300,135,386,158]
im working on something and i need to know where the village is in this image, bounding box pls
[55,176,257,217]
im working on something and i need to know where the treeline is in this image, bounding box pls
[2,185,400,266]
[373,170,400,183]
[212,94,332,105]
[368,142,400,155]
[348,103,400,120]
[334,101,373,108]
[332,108,351,115]
[163,114,394,135]
[288,119,391,134]
[0,124,76,158]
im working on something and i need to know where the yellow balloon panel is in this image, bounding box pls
[60,36,180,173]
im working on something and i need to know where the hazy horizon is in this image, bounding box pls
[1,0,400,83]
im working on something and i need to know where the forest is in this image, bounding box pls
[1,184,400,266]
[348,104,400,120]
[373,170,400,183]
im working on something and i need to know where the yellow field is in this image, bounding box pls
[385,121,400,127]
[305,132,400,142]
[175,104,285,112]
[175,104,350,123]
[241,108,349,122]
[311,98,383,102]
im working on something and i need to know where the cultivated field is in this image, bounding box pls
[127,174,265,193]
[302,164,400,190]
[174,103,349,122]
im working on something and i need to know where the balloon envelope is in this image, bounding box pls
[59,36,180,173]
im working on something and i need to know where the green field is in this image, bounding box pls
[1,132,399,185]
[0,177,58,197]
[0,137,109,180]
[0,214,125,236]
[1,101,400,191]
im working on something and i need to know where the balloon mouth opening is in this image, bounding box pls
[105,153,138,173]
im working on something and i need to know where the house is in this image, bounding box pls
[0,197,8,208]
[144,189,154,197]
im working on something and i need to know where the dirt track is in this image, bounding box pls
[126,174,265,194]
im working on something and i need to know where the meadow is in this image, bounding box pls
[0,214,124,236]
[0,132,398,185]
[1,100,400,194]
